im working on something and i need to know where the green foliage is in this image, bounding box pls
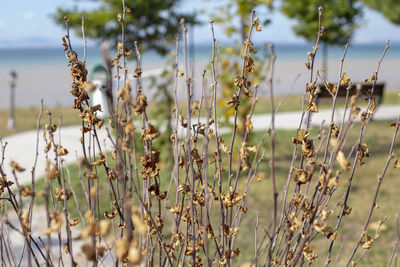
[218,43,267,136]
[54,0,196,55]
[209,0,273,39]
[206,1,272,136]
[148,56,175,171]
[281,0,363,45]
[363,0,400,25]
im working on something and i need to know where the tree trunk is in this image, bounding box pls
[322,42,328,81]
[100,42,115,117]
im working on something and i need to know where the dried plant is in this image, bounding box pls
[1,4,400,267]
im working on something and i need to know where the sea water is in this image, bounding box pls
[0,43,399,108]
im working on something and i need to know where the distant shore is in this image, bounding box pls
[0,44,399,108]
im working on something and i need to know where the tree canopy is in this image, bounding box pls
[281,0,363,45]
[363,0,400,25]
[54,0,196,55]
[208,0,273,41]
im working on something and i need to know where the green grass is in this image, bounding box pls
[252,88,400,114]
[235,120,400,266]
[10,85,400,266]
[31,117,400,266]
[0,106,81,137]
[1,89,399,138]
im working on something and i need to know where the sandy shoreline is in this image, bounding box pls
[0,57,399,108]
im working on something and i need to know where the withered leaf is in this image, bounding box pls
[46,166,59,180]
[340,73,351,87]
[244,39,253,47]
[44,212,63,235]
[306,82,314,92]
[81,242,97,261]
[83,169,98,179]
[303,244,317,261]
[20,187,33,197]
[131,208,147,236]
[99,220,110,235]
[393,158,400,169]
[104,207,118,219]
[361,235,374,250]
[227,93,239,107]
[55,187,72,201]
[133,67,142,78]
[61,36,68,51]
[364,74,377,83]
[234,76,244,88]
[307,95,318,113]
[44,137,52,153]
[245,115,253,133]
[91,152,106,166]
[141,122,160,141]
[337,151,351,170]
[360,111,371,126]
[132,92,147,116]
[358,143,370,166]
[324,82,337,96]
[245,57,255,73]
[255,23,262,32]
[294,169,310,185]
[10,161,25,172]
[69,217,79,227]
[243,86,253,97]
[57,146,69,156]
[256,172,266,182]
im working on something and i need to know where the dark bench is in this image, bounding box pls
[315,83,385,106]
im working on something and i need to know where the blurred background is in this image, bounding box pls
[0,0,400,111]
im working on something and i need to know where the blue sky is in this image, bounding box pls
[1,0,400,48]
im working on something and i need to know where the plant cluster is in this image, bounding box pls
[0,4,399,267]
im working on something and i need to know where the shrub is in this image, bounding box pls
[0,5,398,267]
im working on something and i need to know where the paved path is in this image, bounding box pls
[250,104,400,131]
[1,104,400,185]
[1,125,114,186]
[1,104,400,266]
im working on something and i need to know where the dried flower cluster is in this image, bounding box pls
[0,5,399,267]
